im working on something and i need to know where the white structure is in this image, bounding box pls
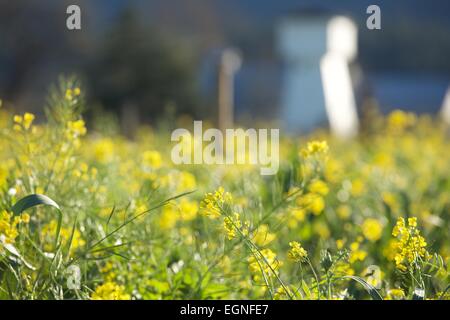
[277,11,359,138]
[440,85,450,125]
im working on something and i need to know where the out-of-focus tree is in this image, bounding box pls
[0,0,91,110]
[87,7,199,124]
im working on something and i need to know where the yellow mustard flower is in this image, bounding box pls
[385,288,405,300]
[65,88,80,101]
[248,248,281,281]
[287,241,308,263]
[333,261,355,277]
[0,210,30,245]
[40,220,85,253]
[200,187,232,219]
[223,212,247,240]
[91,282,130,300]
[392,217,429,272]
[100,262,117,282]
[67,119,87,139]
[273,286,293,300]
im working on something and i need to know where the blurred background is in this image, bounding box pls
[0,0,449,135]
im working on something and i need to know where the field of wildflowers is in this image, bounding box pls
[0,80,449,300]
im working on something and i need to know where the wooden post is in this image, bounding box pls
[218,49,241,132]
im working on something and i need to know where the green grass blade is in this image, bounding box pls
[342,276,383,300]
[11,194,62,249]
[11,194,60,215]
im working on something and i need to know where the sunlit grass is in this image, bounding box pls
[0,79,448,300]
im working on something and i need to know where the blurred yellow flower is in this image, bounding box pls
[178,198,198,221]
[0,166,8,189]
[387,110,416,133]
[178,171,196,191]
[337,205,351,219]
[21,213,30,224]
[349,241,367,263]
[300,140,329,158]
[313,221,330,239]
[253,224,276,246]
[159,204,179,230]
[362,218,383,242]
[336,239,345,250]
[67,119,87,139]
[23,113,35,130]
[350,179,365,197]
[308,179,329,196]
[286,207,306,229]
[143,150,162,169]
[334,261,354,276]
[40,220,85,253]
[248,248,281,281]
[12,113,35,131]
[65,88,81,101]
[13,115,23,124]
[93,138,114,163]
[383,239,398,261]
[297,193,325,215]
[273,286,292,300]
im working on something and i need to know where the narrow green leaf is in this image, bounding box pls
[342,276,383,300]
[301,280,311,299]
[439,284,450,300]
[11,194,60,215]
[11,194,62,249]
[106,205,116,227]
[2,242,35,270]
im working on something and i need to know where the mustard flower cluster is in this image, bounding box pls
[392,217,429,272]
[287,241,308,263]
